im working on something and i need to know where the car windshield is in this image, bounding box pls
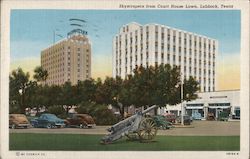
[45,114,59,120]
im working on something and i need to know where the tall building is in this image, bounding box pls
[41,31,91,85]
[113,22,218,92]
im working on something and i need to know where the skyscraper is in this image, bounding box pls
[41,31,91,85]
[113,22,218,92]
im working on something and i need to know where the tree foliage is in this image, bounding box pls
[9,64,199,119]
[33,66,48,84]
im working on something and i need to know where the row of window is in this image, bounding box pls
[121,24,216,45]
[116,41,216,58]
[118,27,216,50]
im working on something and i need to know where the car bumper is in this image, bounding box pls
[55,123,65,127]
[87,124,96,127]
[17,124,30,127]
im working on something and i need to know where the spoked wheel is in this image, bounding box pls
[138,118,157,142]
[126,132,140,141]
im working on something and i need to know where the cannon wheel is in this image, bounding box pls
[138,117,157,142]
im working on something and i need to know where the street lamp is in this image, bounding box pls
[180,74,184,126]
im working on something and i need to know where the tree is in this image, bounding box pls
[183,76,200,101]
[33,66,48,85]
[95,76,124,116]
[127,64,199,110]
[9,68,30,113]
[76,79,98,104]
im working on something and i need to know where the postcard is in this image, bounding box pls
[0,0,249,159]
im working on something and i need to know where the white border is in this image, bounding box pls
[1,1,249,159]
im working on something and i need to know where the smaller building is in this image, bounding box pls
[162,90,240,120]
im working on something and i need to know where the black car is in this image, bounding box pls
[177,115,192,125]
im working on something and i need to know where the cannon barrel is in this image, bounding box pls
[109,105,158,133]
[109,113,138,132]
[141,105,158,114]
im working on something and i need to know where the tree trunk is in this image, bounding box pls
[118,106,125,119]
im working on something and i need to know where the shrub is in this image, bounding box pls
[9,103,22,114]
[92,106,119,125]
[76,102,118,125]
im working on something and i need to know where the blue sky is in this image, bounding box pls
[11,10,240,59]
[10,10,241,90]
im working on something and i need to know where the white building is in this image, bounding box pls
[113,22,218,92]
[162,90,240,119]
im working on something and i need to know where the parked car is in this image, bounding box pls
[177,115,192,125]
[218,111,229,121]
[9,114,30,129]
[192,112,202,120]
[153,115,173,129]
[65,114,95,128]
[207,113,215,120]
[30,113,65,128]
[163,113,176,123]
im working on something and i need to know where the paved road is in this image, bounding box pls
[9,120,240,136]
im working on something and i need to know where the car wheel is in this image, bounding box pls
[11,124,16,129]
[46,123,52,129]
[79,124,84,128]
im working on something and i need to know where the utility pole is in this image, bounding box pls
[181,74,184,125]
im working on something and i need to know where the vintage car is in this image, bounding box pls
[153,115,173,129]
[9,114,30,129]
[163,113,176,123]
[30,113,65,128]
[176,115,192,125]
[207,112,215,120]
[65,114,95,128]
[192,112,202,120]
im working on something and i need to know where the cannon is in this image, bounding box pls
[100,105,158,144]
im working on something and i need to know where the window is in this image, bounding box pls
[173,36,176,43]
[178,37,181,44]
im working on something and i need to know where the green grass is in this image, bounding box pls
[9,133,239,151]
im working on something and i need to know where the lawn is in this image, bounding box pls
[9,133,240,151]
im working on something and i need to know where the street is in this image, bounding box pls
[10,120,240,136]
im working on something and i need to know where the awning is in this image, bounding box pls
[185,106,203,109]
[208,106,231,109]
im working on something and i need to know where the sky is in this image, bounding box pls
[10,10,241,90]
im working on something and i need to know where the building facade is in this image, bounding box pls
[113,22,218,92]
[162,90,240,119]
[41,33,91,85]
